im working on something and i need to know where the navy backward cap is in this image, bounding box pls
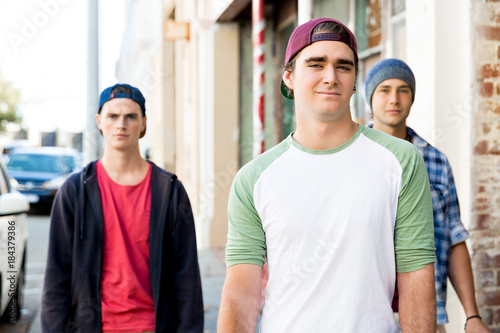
[98,83,146,114]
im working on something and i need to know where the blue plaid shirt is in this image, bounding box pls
[406,127,469,325]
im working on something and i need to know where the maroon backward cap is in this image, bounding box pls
[281,17,358,100]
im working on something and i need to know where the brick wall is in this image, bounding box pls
[472,0,500,331]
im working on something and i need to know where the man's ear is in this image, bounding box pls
[95,114,104,136]
[140,116,147,138]
[95,113,102,131]
[283,70,294,90]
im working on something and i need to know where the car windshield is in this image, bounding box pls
[8,154,64,173]
[63,155,76,170]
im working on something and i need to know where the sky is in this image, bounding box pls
[0,0,125,137]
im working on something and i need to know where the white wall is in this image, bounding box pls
[407,0,472,330]
[406,0,436,142]
[197,23,215,250]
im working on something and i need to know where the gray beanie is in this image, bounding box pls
[365,58,416,109]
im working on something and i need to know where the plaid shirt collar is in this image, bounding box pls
[405,126,430,151]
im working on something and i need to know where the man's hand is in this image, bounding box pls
[465,316,490,333]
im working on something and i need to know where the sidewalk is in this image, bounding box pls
[28,248,227,333]
[199,248,227,333]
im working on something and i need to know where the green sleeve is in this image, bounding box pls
[225,166,267,268]
[395,145,436,273]
[225,139,291,268]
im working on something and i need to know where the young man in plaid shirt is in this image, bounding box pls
[367,58,490,333]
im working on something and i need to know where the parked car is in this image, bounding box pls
[39,147,83,174]
[0,157,29,322]
[7,147,82,206]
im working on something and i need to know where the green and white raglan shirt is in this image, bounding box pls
[226,125,435,333]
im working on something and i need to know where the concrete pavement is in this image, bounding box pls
[199,248,226,333]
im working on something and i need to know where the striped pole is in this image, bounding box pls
[252,0,265,158]
[253,0,268,306]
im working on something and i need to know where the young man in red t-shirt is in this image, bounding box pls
[41,84,204,332]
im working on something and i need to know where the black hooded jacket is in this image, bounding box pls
[41,161,204,332]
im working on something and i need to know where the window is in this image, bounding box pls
[0,164,10,194]
[281,22,296,141]
[390,0,406,60]
[356,0,382,53]
[391,0,405,15]
[355,0,383,123]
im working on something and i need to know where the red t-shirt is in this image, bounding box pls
[96,161,155,332]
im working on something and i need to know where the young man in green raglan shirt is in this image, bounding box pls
[218,18,436,333]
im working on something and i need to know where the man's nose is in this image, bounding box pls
[389,91,399,103]
[323,66,337,85]
[117,116,126,127]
